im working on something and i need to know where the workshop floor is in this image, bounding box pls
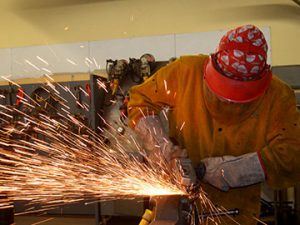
[14,215,140,225]
[14,216,94,225]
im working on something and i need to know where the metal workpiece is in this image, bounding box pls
[149,195,198,225]
[148,194,240,225]
[173,158,197,188]
[144,159,240,225]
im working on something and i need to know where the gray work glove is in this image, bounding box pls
[201,152,266,192]
[134,115,186,163]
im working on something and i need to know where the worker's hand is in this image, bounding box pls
[200,152,266,192]
[148,143,188,165]
[134,115,187,164]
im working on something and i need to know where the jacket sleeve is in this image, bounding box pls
[127,59,181,128]
[259,83,300,189]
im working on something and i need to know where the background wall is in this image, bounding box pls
[0,0,298,66]
[0,28,271,80]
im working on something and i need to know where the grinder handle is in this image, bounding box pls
[195,162,206,180]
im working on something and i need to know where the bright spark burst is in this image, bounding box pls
[36,56,49,66]
[0,73,252,225]
[25,59,41,71]
[0,77,186,214]
[66,58,77,65]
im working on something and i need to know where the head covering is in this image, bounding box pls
[204,24,272,103]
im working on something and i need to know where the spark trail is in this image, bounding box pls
[0,76,186,213]
[0,76,228,225]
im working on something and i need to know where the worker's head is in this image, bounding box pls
[204,24,272,103]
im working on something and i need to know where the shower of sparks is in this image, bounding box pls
[0,65,247,225]
[163,79,168,91]
[31,218,55,225]
[97,79,109,93]
[180,121,186,131]
[93,57,100,69]
[25,59,41,71]
[85,61,90,68]
[85,57,93,65]
[41,68,53,75]
[66,58,77,65]
[0,77,188,214]
[79,87,89,97]
[163,80,170,95]
[36,56,49,66]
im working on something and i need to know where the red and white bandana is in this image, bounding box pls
[215,25,268,81]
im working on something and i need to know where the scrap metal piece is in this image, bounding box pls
[173,158,197,188]
[149,195,196,225]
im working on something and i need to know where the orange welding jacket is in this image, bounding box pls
[128,55,300,225]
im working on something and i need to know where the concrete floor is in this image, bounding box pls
[13,215,140,225]
[14,216,94,225]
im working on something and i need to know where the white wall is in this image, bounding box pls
[0,27,271,80]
